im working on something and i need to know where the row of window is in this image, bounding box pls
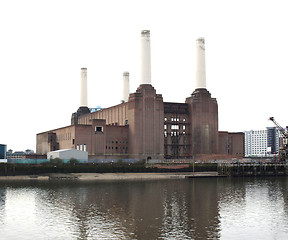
[164,117,186,122]
[107,140,128,144]
[76,144,87,151]
[106,146,128,150]
[77,144,129,151]
[164,131,186,137]
[164,125,186,130]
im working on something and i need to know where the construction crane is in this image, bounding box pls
[269,117,288,162]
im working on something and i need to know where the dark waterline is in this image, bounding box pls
[1,177,288,240]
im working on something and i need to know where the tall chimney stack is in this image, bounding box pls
[140,30,151,85]
[195,38,206,89]
[122,71,130,102]
[80,68,88,107]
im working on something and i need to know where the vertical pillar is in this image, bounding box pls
[80,68,88,107]
[195,38,206,89]
[140,30,151,85]
[122,72,130,102]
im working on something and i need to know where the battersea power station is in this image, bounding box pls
[37,30,244,160]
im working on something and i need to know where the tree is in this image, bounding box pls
[69,158,79,165]
[50,158,63,165]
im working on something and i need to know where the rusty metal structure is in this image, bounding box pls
[269,117,288,162]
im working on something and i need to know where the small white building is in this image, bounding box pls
[47,149,88,161]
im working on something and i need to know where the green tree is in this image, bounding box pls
[69,158,79,165]
[50,158,63,165]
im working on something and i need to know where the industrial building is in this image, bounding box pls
[37,30,244,161]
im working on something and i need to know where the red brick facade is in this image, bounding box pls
[36,84,244,160]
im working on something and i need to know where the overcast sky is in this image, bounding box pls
[1,0,287,151]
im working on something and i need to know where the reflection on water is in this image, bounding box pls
[219,178,288,240]
[0,177,288,240]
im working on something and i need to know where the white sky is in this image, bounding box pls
[1,0,287,151]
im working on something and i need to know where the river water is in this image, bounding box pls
[0,177,288,240]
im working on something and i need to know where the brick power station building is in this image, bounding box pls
[37,31,244,160]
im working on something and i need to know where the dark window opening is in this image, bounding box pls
[95,126,103,132]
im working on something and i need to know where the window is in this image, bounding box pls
[95,126,103,132]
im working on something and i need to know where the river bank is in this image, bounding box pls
[0,163,287,180]
[0,172,220,181]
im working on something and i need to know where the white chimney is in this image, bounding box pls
[140,30,151,85]
[122,71,130,102]
[195,38,206,89]
[80,68,88,107]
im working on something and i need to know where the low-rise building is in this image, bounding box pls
[47,149,88,162]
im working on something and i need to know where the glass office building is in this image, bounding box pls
[0,144,7,159]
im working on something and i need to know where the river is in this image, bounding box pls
[0,177,288,239]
